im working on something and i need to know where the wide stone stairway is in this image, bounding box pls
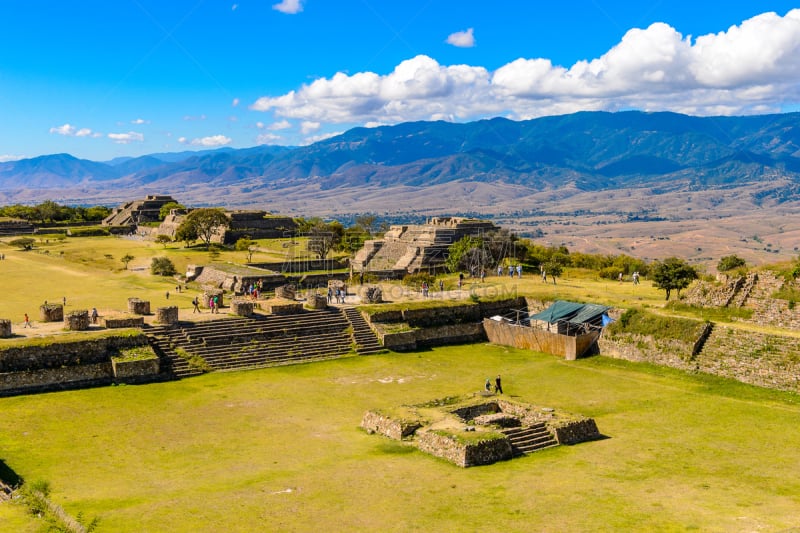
[501,423,558,456]
[146,307,383,379]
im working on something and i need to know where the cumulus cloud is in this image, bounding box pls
[232,98,240,107]
[446,28,475,48]
[190,135,232,147]
[256,132,283,144]
[178,136,188,144]
[0,154,24,162]
[131,118,149,125]
[108,131,144,144]
[273,0,302,15]
[49,124,76,136]
[300,121,320,134]
[269,119,292,130]
[251,9,800,126]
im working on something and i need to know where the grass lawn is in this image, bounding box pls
[1,345,799,532]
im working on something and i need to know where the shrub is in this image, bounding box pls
[68,227,110,237]
[150,257,176,276]
[717,255,746,272]
[9,237,35,250]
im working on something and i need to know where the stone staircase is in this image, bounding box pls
[341,307,384,355]
[146,308,383,379]
[501,423,558,456]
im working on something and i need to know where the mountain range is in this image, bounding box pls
[2,110,800,264]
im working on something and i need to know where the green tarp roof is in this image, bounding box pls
[528,300,611,325]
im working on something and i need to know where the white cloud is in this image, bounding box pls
[0,154,24,162]
[131,118,149,125]
[190,135,232,147]
[108,131,144,144]
[232,98,240,107]
[183,114,207,121]
[446,28,475,48]
[251,9,800,125]
[178,136,188,144]
[300,121,320,134]
[269,119,292,130]
[49,124,76,136]
[75,128,93,137]
[256,132,283,144]
[273,0,302,15]
[232,3,238,11]
[108,132,143,144]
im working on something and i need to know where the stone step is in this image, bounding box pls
[501,425,558,455]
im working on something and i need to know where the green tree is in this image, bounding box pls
[354,214,377,236]
[121,253,134,270]
[446,236,484,273]
[543,261,562,284]
[159,202,185,220]
[651,257,698,300]
[150,257,176,276]
[9,237,35,250]
[83,205,111,221]
[235,237,257,262]
[154,234,172,248]
[177,208,229,250]
[717,255,746,272]
[307,221,344,259]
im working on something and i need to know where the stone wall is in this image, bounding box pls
[484,318,600,360]
[551,418,600,445]
[0,320,10,338]
[0,363,113,396]
[415,430,513,467]
[379,323,485,351]
[110,355,161,384]
[0,334,148,373]
[360,410,423,440]
[103,316,145,328]
[598,333,695,371]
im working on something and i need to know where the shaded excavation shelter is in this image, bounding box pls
[483,300,611,360]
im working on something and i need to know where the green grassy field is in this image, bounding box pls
[1,346,800,532]
[2,235,800,531]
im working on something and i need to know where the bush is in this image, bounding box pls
[68,227,110,237]
[402,272,436,288]
[9,237,35,250]
[717,255,746,272]
[150,257,176,276]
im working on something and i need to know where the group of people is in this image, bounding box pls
[244,280,263,299]
[327,285,347,304]
[497,264,523,278]
[484,375,504,394]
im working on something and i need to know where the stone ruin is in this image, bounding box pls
[351,217,499,275]
[361,286,383,304]
[64,310,90,331]
[305,293,328,310]
[103,195,178,226]
[40,303,64,322]
[231,299,255,317]
[362,395,600,468]
[156,306,179,325]
[202,289,225,309]
[0,319,11,338]
[128,298,151,315]
[157,209,297,245]
[274,284,296,300]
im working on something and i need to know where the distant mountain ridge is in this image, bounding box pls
[1,110,799,206]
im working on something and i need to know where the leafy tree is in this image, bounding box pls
[446,236,484,273]
[150,257,176,276]
[543,261,562,284]
[307,221,344,259]
[159,201,185,220]
[0,204,36,221]
[154,234,172,248]
[717,255,746,272]
[354,214,377,236]
[651,257,698,300]
[121,253,134,270]
[177,208,229,250]
[9,237,35,250]
[235,237,257,262]
[175,222,198,247]
[82,205,111,221]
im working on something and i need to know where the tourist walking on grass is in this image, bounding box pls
[23,313,31,328]
[495,375,503,394]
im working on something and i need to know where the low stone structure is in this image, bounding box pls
[230,299,255,317]
[103,316,145,329]
[360,286,383,303]
[156,306,179,325]
[128,298,151,315]
[362,395,600,467]
[39,304,63,322]
[103,194,178,226]
[64,310,90,331]
[305,294,327,310]
[0,320,11,338]
[274,284,296,300]
[262,299,303,315]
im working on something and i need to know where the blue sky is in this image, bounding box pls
[1,1,799,162]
